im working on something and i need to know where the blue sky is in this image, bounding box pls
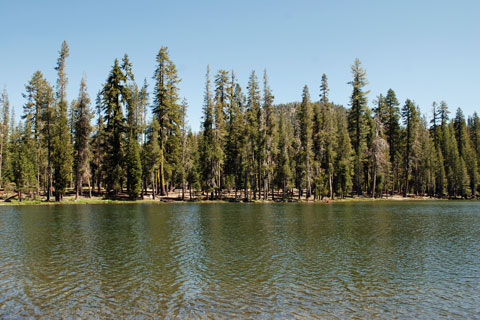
[1,0,479,131]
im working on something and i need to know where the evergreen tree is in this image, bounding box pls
[123,70,143,199]
[298,85,313,198]
[0,88,10,188]
[72,76,93,199]
[186,132,201,199]
[275,112,292,199]
[454,108,477,197]
[246,70,262,199]
[262,70,275,200]
[370,115,389,197]
[144,119,161,199]
[52,40,73,201]
[384,89,400,193]
[469,112,480,194]
[91,91,105,194]
[319,74,337,198]
[102,58,127,195]
[335,107,353,198]
[11,121,36,201]
[348,59,370,195]
[179,98,189,200]
[200,66,215,198]
[23,71,50,198]
[152,47,181,195]
[224,71,245,198]
[213,69,228,198]
[401,99,418,196]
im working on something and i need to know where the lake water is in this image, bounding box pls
[0,201,479,318]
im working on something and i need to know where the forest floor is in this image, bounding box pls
[0,189,451,206]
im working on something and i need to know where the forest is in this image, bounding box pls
[0,41,479,202]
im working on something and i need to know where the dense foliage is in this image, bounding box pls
[1,42,479,201]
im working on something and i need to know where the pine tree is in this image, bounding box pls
[401,99,418,196]
[469,112,480,194]
[319,74,337,199]
[91,91,105,194]
[370,115,389,197]
[144,119,161,199]
[246,71,262,199]
[23,71,50,198]
[72,76,93,199]
[11,121,36,201]
[454,108,477,197]
[348,59,370,195]
[383,89,400,193]
[0,88,10,188]
[186,132,201,199]
[52,40,73,201]
[298,85,313,198]
[213,69,228,198]
[224,71,245,198]
[275,112,292,199]
[262,70,275,200]
[200,66,215,198]
[152,47,181,196]
[179,98,189,200]
[335,107,353,198]
[102,58,127,195]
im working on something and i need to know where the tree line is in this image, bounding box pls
[0,41,479,201]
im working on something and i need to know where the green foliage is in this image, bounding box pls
[102,58,127,195]
[72,76,93,197]
[6,44,480,202]
[152,46,181,195]
[348,59,370,195]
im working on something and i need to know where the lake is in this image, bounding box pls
[0,201,479,318]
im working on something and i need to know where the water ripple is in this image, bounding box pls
[0,202,479,318]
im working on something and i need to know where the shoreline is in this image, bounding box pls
[0,195,465,206]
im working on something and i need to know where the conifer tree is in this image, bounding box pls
[401,99,418,196]
[179,98,189,200]
[262,70,275,199]
[319,74,337,198]
[383,89,400,193]
[0,88,10,188]
[72,76,93,199]
[23,71,50,198]
[152,47,181,195]
[469,112,480,194]
[224,71,245,198]
[246,71,262,199]
[11,121,36,201]
[200,66,215,198]
[298,85,313,198]
[91,91,105,194]
[52,40,73,201]
[370,115,389,197]
[454,108,477,197]
[348,59,369,195]
[102,59,127,195]
[213,69,228,198]
[186,132,201,199]
[144,119,161,199]
[275,112,292,199]
[335,107,353,198]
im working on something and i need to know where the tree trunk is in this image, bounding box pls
[152,170,156,200]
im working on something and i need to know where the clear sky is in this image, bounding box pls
[1,0,479,131]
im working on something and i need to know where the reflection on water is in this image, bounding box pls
[0,202,479,318]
